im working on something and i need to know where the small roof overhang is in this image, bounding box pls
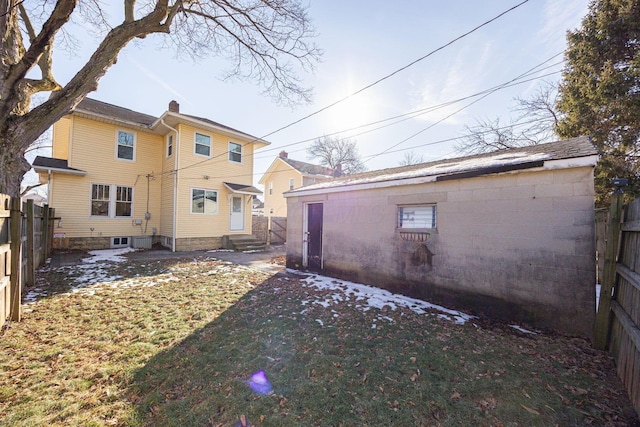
[224,182,263,195]
[32,156,87,176]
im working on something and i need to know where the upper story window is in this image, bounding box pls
[398,205,436,229]
[191,188,218,214]
[195,132,211,157]
[229,142,242,163]
[289,178,295,190]
[268,182,273,195]
[167,134,173,157]
[91,184,133,218]
[117,130,135,161]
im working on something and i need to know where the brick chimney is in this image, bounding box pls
[279,150,288,159]
[333,163,343,177]
[169,100,180,113]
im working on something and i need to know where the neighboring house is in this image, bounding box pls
[252,195,265,216]
[32,98,268,251]
[259,150,336,218]
[284,137,598,337]
[22,192,47,206]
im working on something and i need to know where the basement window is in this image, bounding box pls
[111,237,130,248]
[398,204,436,229]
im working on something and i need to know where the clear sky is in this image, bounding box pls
[26,0,590,193]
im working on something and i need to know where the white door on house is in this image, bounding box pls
[230,195,244,231]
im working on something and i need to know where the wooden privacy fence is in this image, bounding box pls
[269,217,287,244]
[0,196,54,329]
[251,215,268,243]
[595,194,640,415]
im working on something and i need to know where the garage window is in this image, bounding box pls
[398,205,436,229]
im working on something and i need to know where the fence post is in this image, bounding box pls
[25,199,35,287]
[9,197,21,322]
[43,205,51,258]
[594,192,624,350]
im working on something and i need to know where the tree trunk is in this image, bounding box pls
[0,133,31,196]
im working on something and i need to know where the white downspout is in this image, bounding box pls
[161,119,179,252]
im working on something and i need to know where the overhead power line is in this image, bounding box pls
[154,52,563,180]
[257,0,531,140]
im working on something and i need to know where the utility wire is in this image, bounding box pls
[365,52,564,163]
[152,55,563,180]
[258,0,531,141]
[175,116,553,182]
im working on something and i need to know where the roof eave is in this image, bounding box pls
[284,155,599,198]
[33,166,87,176]
[155,112,271,147]
[73,109,154,131]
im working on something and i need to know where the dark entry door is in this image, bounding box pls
[306,203,323,271]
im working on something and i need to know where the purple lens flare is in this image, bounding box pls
[247,370,273,395]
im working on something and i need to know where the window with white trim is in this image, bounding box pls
[91,184,133,218]
[167,134,173,157]
[398,205,436,229]
[191,188,218,214]
[195,132,211,157]
[117,130,135,160]
[115,186,133,217]
[268,182,273,195]
[229,142,242,163]
[91,184,110,217]
[112,237,129,248]
[289,178,295,190]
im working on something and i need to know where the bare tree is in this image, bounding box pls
[456,81,560,155]
[0,0,320,196]
[398,150,425,166]
[307,135,366,174]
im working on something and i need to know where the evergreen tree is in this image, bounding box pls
[556,0,640,205]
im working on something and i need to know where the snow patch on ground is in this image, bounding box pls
[509,325,537,334]
[299,273,476,325]
[83,247,136,263]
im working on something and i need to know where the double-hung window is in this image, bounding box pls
[289,178,295,190]
[117,130,135,160]
[91,184,110,217]
[91,184,133,218]
[398,205,436,229]
[191,188,218,214]
[167,134,173,157]
[195,132,211,156]
[229,142,242,163]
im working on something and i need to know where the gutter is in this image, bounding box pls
[161,119,179,252]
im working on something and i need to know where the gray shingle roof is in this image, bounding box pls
[75,98,157,126]
[181,114,258,141]
[288,136,598,193]
[32,156,86,174]
[281,157,335,177]
[223,182,263,195]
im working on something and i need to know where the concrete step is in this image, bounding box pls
[222,235,266,252]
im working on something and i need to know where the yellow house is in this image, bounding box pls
[258,151,335,218]
[33,98,269,251]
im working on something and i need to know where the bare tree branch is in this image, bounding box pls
[307,135,366,174]
[457,81,561,155]
[0,0,321,195]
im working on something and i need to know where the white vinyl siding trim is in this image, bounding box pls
[398,205,436,229]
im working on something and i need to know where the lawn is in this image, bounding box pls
[0,249,637,426]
